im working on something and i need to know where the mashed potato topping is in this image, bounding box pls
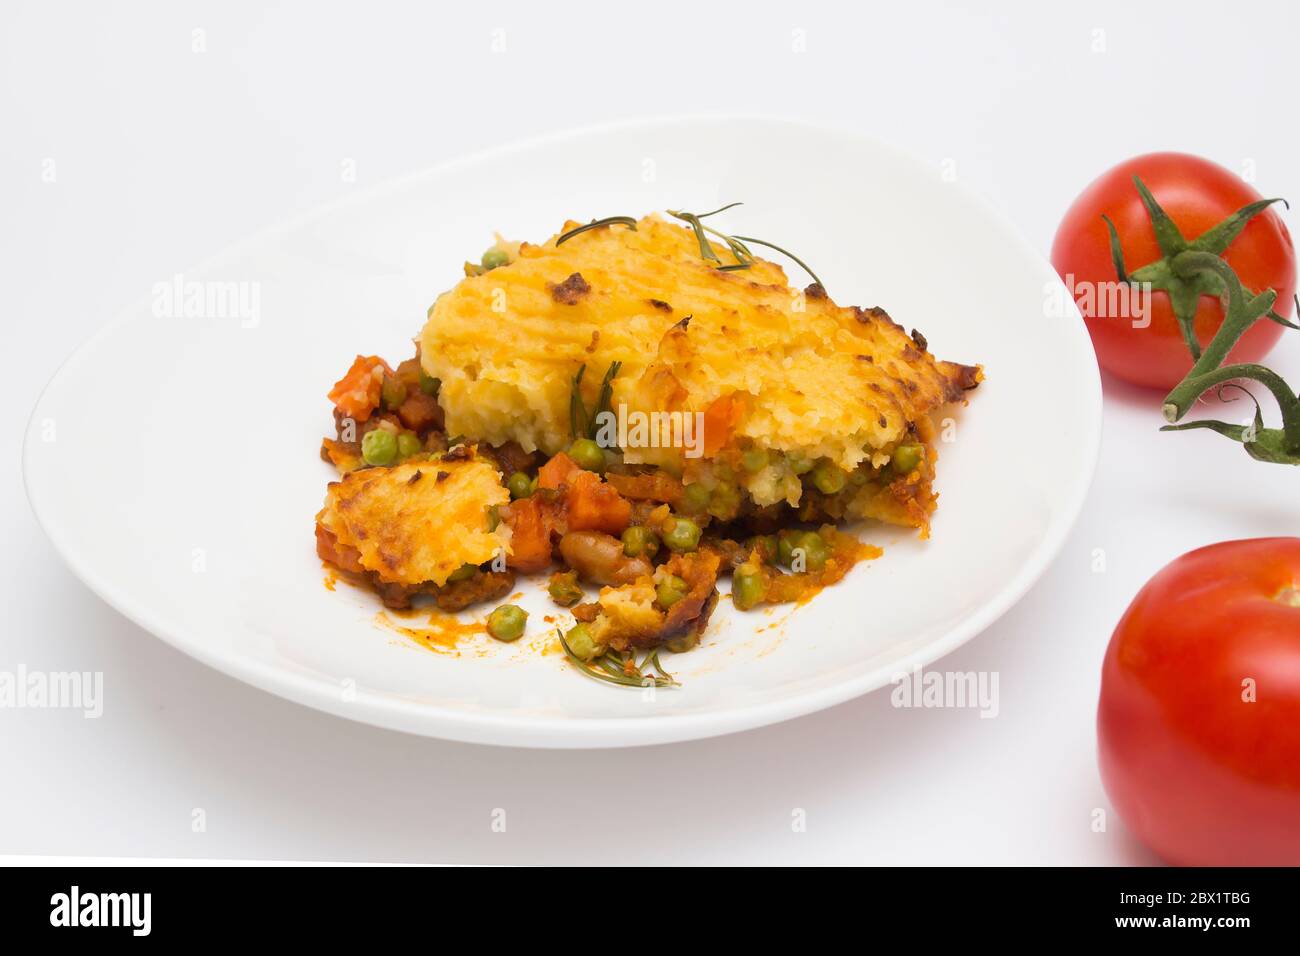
[317,455,509,588]
[421,216,979,477]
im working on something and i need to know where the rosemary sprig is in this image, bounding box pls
[556,216,638,246]
[568,365,587,440]
[731,235,824,290]
[594,360,621,434]
[671,208,723,264]
[558,203,825,291]
[568,360,622,441]
[666,203,825,290]
[557,629,679,688]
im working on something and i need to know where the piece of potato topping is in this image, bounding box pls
[420,215,979,473]
[316,452,509,588]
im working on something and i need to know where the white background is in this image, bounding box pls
[4,0,1297,864]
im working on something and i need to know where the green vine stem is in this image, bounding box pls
[1105,179,1294,359]
[1161,250,1300,458]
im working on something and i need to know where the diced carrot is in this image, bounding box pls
[328,355,391,423]
[564,471,632,535]
[315,523,365,574]
[702,393,744,456]
[502,497,554,572]
[605,471,683,504]
[537,451,582,490]
[320,438,363,473]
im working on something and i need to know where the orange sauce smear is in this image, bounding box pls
[374,609,487,656]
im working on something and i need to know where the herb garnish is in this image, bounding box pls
[554,204,825,291]
[556,216,638,246]
[557,628,679,688]
[666,203,824,290]
[568,360,622,441]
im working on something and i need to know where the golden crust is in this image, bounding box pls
[316,454,509,587]
[420,215,979,475]
[588,577,664,648]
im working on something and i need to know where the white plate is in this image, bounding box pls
[23,116,1100,748]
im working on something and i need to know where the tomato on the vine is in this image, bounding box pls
[1052,153,1295,390]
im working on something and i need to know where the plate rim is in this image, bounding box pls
[23,112,1101,748]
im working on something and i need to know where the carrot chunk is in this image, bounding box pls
[564,471,632,535]
[537,451,582,490]
[702,393,744,456]
[315,523,365,574]
[502,497,554,572]
[328,355,391,423]
[604,471,683,504]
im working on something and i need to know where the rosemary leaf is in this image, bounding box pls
[731,235,824,289]
[557,629,681,688]
[556,216,638,246]
[694,202,745,219]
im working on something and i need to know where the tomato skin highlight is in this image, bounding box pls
[1052,153,1295,390]
[1097,538,1300,865]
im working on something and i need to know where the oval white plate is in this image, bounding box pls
[24,116,1099,748]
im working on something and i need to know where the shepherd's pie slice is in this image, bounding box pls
[419,215,980,535]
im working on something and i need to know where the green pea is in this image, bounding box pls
[361,428,398,466]
[481,248,510,270]
[811,461,847,495]
[396,431,423,459]
[708,481,742,520]
[507,471,534,499]
[681,482,711,513]
[565,623,601,661]
[732,567,765,610]
[665,632,699,653]
[487,505,500,531]
[621,525,660,559]
[447,563,478,582]
[777,530,799,567]
[741,447,769,472]
[662,516,702,553]
[487,604,527,642]
[548,572,583,607]
[567,437,606,472]
[786,450,815,475]
[796,531,830,572]
[418,372,440,396]
[656,574,689,609]
[381,376,407,410]
[892,443,923,474]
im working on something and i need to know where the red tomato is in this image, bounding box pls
[1097,538,1300,865]
[1052,153,1295,389]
